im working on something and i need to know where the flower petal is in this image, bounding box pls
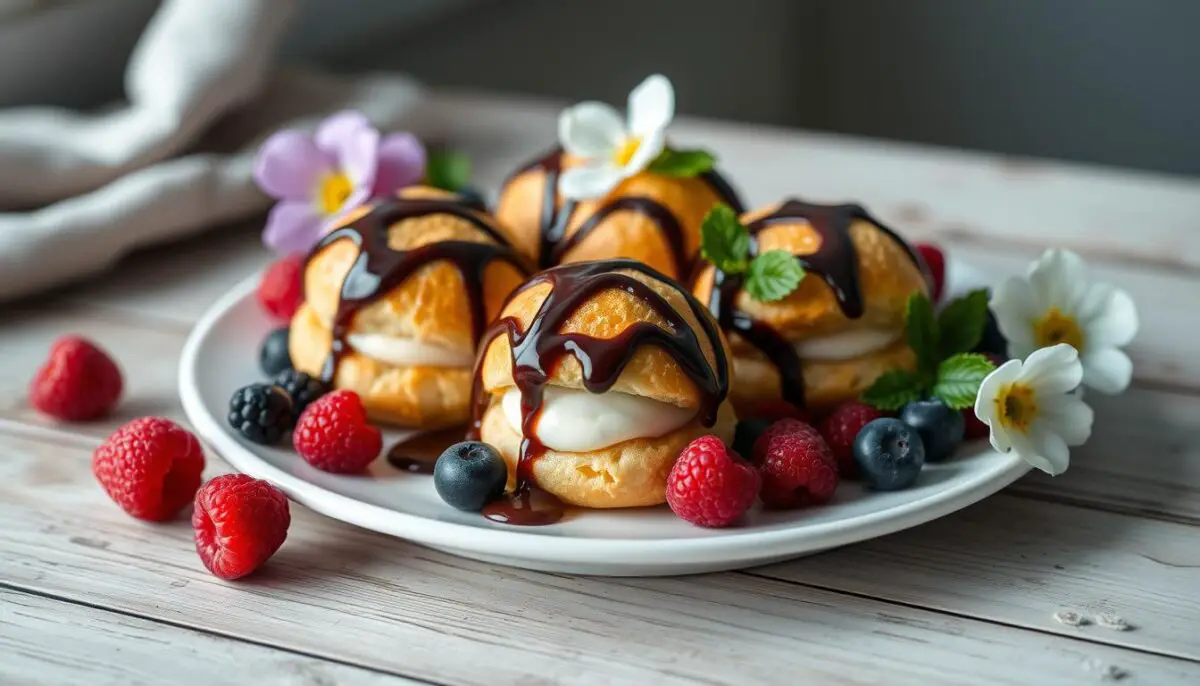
[1027,424,1071,475]
[559,102,625,159]
[1081,347,1133,395]
[262,200,326,256]
[331,125,380,189]
[558,161,624,200]
[1020,343,1083,395]
[1080,283,1139,349]
[622,128,665,176]
[988,417,1014,453]
[315,111,372,151]
[627,74,675,136]
[975,359,1022,420]
[1040,393,1094,446]
[1027,248,1088,311]
[253,130,333,200]
[373,132,426,196]
[989,278,1038,347]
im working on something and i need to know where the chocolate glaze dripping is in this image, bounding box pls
[468,259,729,523]
[511,147,744,277]
[707,199,929,408]
[305,196,529,383]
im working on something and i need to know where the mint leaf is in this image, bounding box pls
[932,353,996,410]
[700,204,750,273]
[425,149,471,192]
[937,289,989,358]
[905,291,939,385]
[861,369,923,411]
[745,250,805,302]
[648,148,716,177]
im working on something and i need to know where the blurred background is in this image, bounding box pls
[3,0,1197,175]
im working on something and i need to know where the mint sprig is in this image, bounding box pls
[648,148,716,177]
[700,204,806,302]
[425,149,471,192]
[861,290,996,411]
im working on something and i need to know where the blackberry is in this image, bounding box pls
[259,327,292,377]
[273,369,330,414]
[228,383,295,445]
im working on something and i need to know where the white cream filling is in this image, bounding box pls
[501,387,694,452]
[792,328,900,362]
[346,333,474,368]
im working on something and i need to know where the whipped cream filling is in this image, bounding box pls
[501,387,694,452]
[346,333,474,368]
[792,328,900,362]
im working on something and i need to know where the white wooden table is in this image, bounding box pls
[3,90,1200,686]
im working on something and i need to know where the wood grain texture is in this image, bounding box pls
[0,588,419,686]
[2,431,1198,685]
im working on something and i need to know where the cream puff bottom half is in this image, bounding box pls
[290,303,472,429]
[479,395,737,509]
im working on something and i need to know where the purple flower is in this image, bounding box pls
[254,111,427,255]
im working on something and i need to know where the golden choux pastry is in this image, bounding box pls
[290,186,529,428]
[494,148,743,281]
[692,199,930,413]
[473,259,736,508]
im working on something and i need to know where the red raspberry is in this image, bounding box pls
[193,474,290,580]
[750,418,832,466]
[742,398,812,424]
[258,255,305,322]
[92,417,205,521]
[29,336,123,421]
[758,425,839,509]
[666,435,760,528]
[293,390,382,473]
[916,242,946,302]
[819,401,886,477]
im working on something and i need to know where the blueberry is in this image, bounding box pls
[228,383,296,445]
[732,417,774,459]
[259,327,292,377]
[456,186,488,213]
[853,418,925,490]
[434,441,508,511]
[899,398,965,462]
[973,306,1008,358]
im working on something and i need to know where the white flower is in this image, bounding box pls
[990,248,1138,395]
[556,74,675,200]
[974,344,1094,476]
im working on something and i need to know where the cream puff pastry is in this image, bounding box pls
[472,259,736,508]
[693,199,930,413]
[290,186,529,428]
[494,148,744,281]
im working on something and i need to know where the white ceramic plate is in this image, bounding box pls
[180,260,1026,576]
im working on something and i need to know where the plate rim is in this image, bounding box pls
[180,273,1029,568]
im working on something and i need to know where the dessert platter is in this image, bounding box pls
[178,76,1137,576]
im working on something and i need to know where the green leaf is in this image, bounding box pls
[745,250,805,302]
[700,204,751,273]
[425,149,471,192]
[905,291,939,384]
[937,289,990,359]
[932,353,996,410]
[861,369,923,411]
[647,148,716,177]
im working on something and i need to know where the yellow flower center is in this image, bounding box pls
[1034,307,1084,350]
[612,137,642,167]
[316,172,353,215]
[994,382,1039,433]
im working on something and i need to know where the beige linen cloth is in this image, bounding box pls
[0,0,421,301]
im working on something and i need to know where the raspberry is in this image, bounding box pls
[742,398,812,424]
[258,255,305,322]
[29,336,123,421]
[293,390,382,473]
[916,242,945,302]
[92,417,206,521]
[666,435,759,528]
[758,424,839,509]
[193,474,290,580]
[819,401,886,477]
[750,418,832,466]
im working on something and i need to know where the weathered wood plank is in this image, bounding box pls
[0,588,420,686]
[2,431,1198,685]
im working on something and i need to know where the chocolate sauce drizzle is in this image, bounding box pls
[305,197,529,382]
[707,199,928,407]
[516,148,745,277]
[468,259,729,521]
